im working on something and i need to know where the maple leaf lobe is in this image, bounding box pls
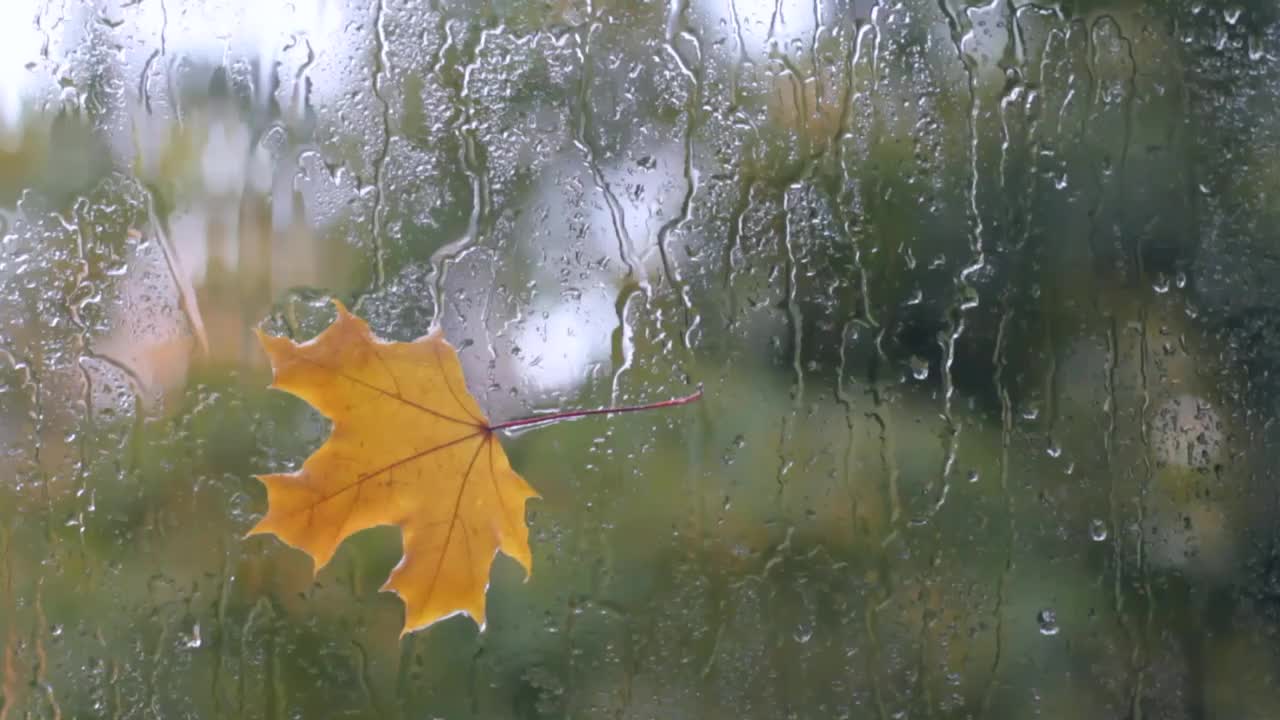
[249,300,537,635]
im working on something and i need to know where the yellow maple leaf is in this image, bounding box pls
[249,300,702,637]
[248,301,537,635]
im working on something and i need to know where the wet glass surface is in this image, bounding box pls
[2,0,1280,717]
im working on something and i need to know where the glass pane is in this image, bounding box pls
[0,0,1276,717]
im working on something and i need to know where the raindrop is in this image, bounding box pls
[909,356,929,381]
[1089,519,1108,542]
[794,623,813,644]
[1152,274,1170,294]
[966,469,979,483]
[181,622,202,649]
[1037,609,1060,636]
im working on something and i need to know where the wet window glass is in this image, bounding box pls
[1,0,1277,717]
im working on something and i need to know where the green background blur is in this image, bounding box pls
[2,0,1280,717]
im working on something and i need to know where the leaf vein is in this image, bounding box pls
[487,437,514,538]
[279,430,485,521]
[421,435,487,614]
[433,341,483,425]
[298,355,478,427]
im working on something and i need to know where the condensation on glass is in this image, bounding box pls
[0,0,1274,717]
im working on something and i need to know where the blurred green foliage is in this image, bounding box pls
[0,0,1278,718]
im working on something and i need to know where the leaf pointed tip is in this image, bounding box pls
[328,297,376,340]
[251,472,280,490]
[391,605,480,640]
[244,486,272,539]
[243,515,285,544]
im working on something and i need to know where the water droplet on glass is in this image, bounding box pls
[909,355,929,381]
[1037,609,1060,636]
[1152,274,1170,294]
[966,469,980,483]
[794,623,813,644]
[1090,519,1108,542]
[181,622,202,649]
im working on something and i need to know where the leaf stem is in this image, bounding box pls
[489,389,703,432]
